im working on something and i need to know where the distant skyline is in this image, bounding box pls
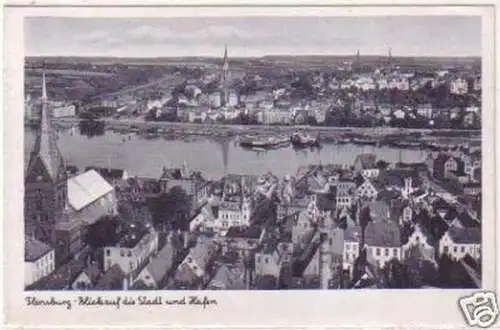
[25,16,481,58]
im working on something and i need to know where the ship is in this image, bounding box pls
[239,135,290,150]
[290,132,320,148]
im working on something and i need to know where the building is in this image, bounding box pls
[221,45,230,106]
[439,227,481,260]
[450,78,468,95]
[24,237,56,287]
[53,169,117,264]
[52,104,76,118]
[25,73,68,243]
[70,263,102,290]
[178,236,217,280]
[103,222,159,276]
[353,154,378,178]
[133,239,176,289]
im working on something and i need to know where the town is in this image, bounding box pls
[25,69,481,290]
[25,46,481,133]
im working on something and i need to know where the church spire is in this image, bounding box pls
[41,72,47,103]
[26,73,65,183]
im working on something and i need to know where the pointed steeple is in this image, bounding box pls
[41,72,47,103]
[26,73,65,183]
[222,44,229,71]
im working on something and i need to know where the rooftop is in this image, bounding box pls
[25,237,53,262]
[68,169,114,212]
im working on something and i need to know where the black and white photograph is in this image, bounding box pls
[22,14,485,293]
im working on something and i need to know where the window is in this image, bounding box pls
[376,248,380,256]
[256,256,261,263]
[385,248,389,257]
[460,246,465,253]
[329,238,333,246]
[187,257,193,263]
[129,262,133,270]
[345,253,349,261]
[345,244,350,251]
[453,246,458,253]
[443,246,449,253]
[106,249,110,257]
[265,257,269,264]
[393,248,398,257]
[127,251,132,257]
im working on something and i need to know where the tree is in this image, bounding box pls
[147,186,193,231]
[436,253,454,287]
[85,215,121,248]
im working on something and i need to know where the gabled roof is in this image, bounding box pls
[94,264,125,290]
[146,244,175,285]
[447,227,481,244]
[68,170,114,211]
[27,259,86,290]
[365,220,401,247]
[355,153,377,169]
[25,237,53,262]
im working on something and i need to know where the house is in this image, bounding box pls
[401,224,436,262]
[26,258,86,290]
[219,226,263,262]
[364,220,402,268]
[432,154,464,180]
[24,237,56,287]
[356,178,384,202]
[103,222,159,276]
[353,154,379,179]
[160,164,208,202]
[439,227,481,260]
[343,226,361,269]
[71,262,102,290]
[178,236,217,279]
[94,264,127,290]
[206,264,246,290]
[379,169,421,198]
[255,239,292,279]
[133,240,175,289]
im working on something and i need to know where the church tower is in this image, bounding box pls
[221,44,230,106]
[25,73,67,243]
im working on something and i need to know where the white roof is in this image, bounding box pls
[68,169,113,211]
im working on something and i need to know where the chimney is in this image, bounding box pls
[183,231,189,248]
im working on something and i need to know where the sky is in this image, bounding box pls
[25,16,481,58]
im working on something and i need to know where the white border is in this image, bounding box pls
[2,4,497,329]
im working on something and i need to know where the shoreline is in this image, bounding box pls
[49,117,481,136]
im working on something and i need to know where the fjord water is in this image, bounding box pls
[24,128,428,179]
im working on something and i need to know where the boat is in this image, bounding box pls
[290,132,320,148]
[239,136,290,149]
[351,137,377,146]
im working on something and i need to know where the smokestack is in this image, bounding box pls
[319,233,331,290]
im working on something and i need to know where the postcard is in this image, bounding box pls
[2,3,498,329]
